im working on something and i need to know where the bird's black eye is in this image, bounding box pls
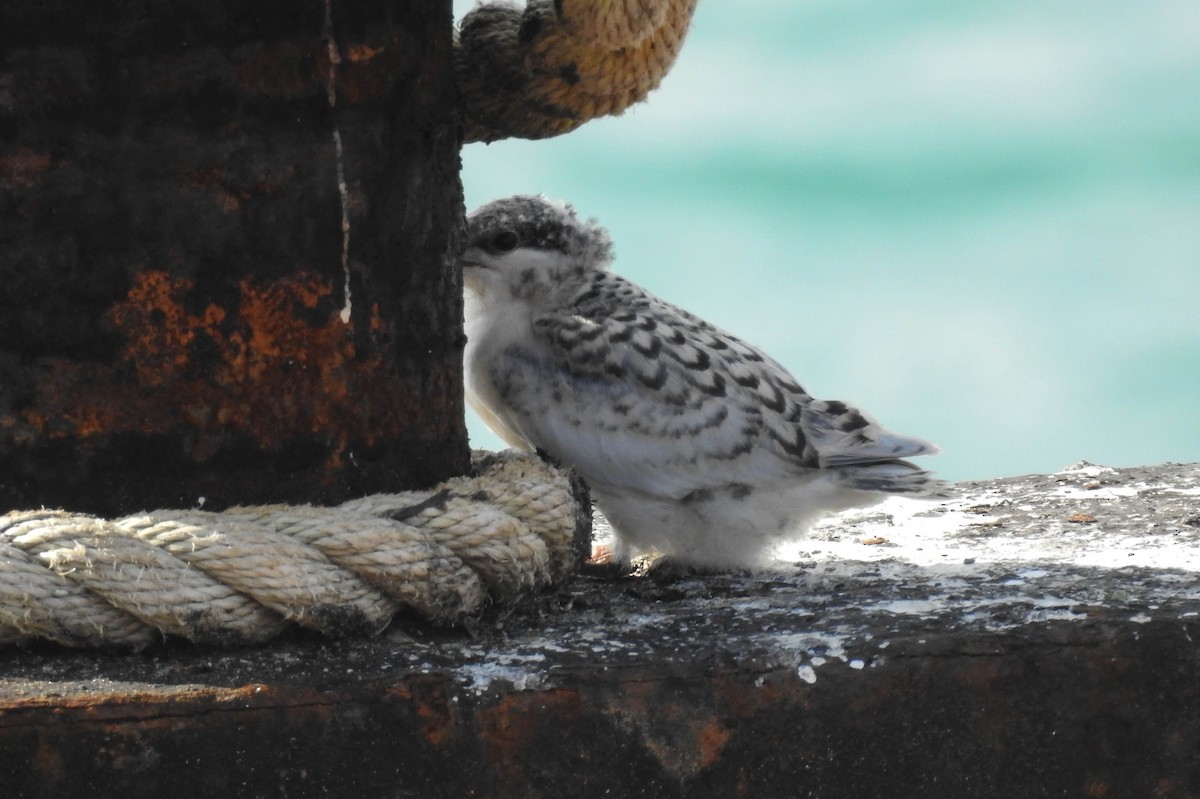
[487,229,519,254]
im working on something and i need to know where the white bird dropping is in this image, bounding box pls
[460,195,947,569]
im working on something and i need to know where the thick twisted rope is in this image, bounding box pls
[0,451,589,649]
[456,0,699,142]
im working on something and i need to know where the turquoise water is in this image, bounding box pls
[454,0,1200,481]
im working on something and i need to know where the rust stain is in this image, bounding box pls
[385,685,457,748]
[1153,778,1183,797]
[16,269,417,467]
[604,681,734,780]
[413,701,454,747]
[0,683,351,731]
[720,683,760,719]
[1083,776,1110,797]
[0,146,54,189]
[693,717,733,770]
[479,689,583,763]
[30,738,65,782]
[336,33,420,106]
[345,44,384,63]
[186,166,225,190]
[186,164,295,212]
[715,673,776,718]
[186,167,239,213]
[112,270,222,387]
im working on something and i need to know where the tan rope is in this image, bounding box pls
[0,451,588,649]
[456,0,699,142]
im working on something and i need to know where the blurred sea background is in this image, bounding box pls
[453,0,1200,482]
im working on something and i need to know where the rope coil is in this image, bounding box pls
[0,451,590,649]
[456,0,699,142]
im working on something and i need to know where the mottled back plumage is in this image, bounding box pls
[461,195,947,568]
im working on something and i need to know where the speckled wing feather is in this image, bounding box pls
[483,271,935,500]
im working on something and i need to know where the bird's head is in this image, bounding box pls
[460,195,613,306]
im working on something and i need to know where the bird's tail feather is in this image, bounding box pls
[833,460,954,498]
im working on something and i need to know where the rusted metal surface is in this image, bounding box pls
[0,0,469,515]
[0,605,1196,798]
[1,463,1199,797]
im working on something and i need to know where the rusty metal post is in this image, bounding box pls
[0,0,469,515]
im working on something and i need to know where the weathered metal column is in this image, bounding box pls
[0,0,469,515]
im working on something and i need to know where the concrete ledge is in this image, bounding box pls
[2,462,1198,798]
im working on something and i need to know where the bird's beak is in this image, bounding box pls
[460,247,491,293]
[458,246,490,271]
